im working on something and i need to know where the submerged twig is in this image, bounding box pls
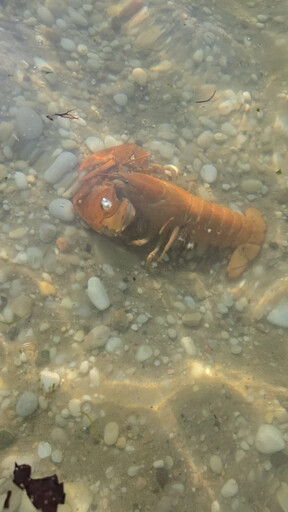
[196,90,216,104]
[46,109,79,121]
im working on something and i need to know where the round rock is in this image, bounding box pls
[48,198,75,222]
[15,106,43,140]
[40,370,61,394]
[200,164,218,183]
[136,345,153,362]
[104,421,119,446]
[16,391,38,417]
[221,478,238,498]
[113,93,128,107]
[87,277,110,311]
[267,302,288,328]
[44,152,77,184]
[255,424,285,454]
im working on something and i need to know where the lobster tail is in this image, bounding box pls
[226,207,266,279]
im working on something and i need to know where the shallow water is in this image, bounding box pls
[1,1,288,511]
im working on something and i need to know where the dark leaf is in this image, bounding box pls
[13,463,65,512]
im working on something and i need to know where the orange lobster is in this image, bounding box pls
[73,143,266,279]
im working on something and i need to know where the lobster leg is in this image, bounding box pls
[158,226,180,261]
[146,224,180,267]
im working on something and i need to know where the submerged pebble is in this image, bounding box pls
[113,93,128,107]
[221,479,238,498]
[104,421,120,446]
[44,152,77,184]
[14,172,28,190]
[267,302,288,328]
[39,223,57,243]
[26,247,43,269]
[200,164,218,183]
[87,277,110,311]
[15,391,38,417]
[40,370,61,393]
[15,106,43,140]
[49,198,75,222]
[136,345,153,362]
[255,424,285,454]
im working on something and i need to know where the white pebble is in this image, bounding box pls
[255,424,285,454]
[127,465,141,477]
[221,478,239,498]
[211,501,221,512]
[241,179,262,194]
[158,142,174,160]
[209,455,223,474]
[221,122,237,136]
[105,337,123,354]
[79,361,89,374]
[136,345,153,362]
[217,303,228,314]
[68,7,88,26]
[48,198,75,222]
[15,106,43,140]
[16,391,38,417]
[77,44,88,55]
[200,164,218,183]
[51,449,63,463]
[181,336,197,355]
[68,398,81,417]
[40,370,60,393]
[26,247,43,269]
[15,172,28,190]
[61,37,76,51]
[132,68,148,86]
[39,223,57,243]
[104,421,119,446]
[85,136,104,153]
[37,6,55,25]
[104,135,120,148]
[87,277,110,311]
[218,100,235,115]
[44,152,77,184]
[267,302,288,328]
[38,441,52,459]
[113,93,128,107]
[84,325,111,349]
[89,367,100,386]
[193,48,204,63]
[153,460,164,469]
[197,130,213,149]
[276,482,288,512]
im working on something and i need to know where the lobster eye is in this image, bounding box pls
[101,197,112,210]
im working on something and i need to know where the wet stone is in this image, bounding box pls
[48,198,75,222]
[15,391,38,417]
[15,106,43,140]
[104,421,120,446]
[0,429,17,450]
[44,151,77,184]
[83,325,111,350]
[182,312,202,327]
[26,246,43,269]
[39,223,57,243]
[35,350,50,367]
[87,277,110,311]
[10,294,33,319]
[255,424,285,454]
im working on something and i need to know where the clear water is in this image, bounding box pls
[1,1,288,511]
